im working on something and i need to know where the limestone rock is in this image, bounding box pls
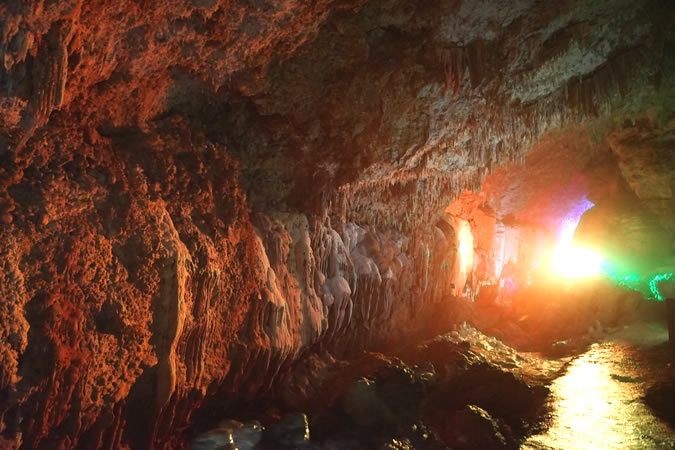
[0,0,672,447]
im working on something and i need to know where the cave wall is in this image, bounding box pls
[1,0,674,448]
[0,116,467,448]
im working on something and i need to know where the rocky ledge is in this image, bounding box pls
[191,324,562,449]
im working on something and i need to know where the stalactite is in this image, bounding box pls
[466,39,489,89]
[439,47,466,98]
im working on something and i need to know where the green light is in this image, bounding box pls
[648,273,674,301]
[602,268,674,301]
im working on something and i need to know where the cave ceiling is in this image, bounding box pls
[1,0,673,230]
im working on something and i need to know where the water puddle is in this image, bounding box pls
[524,338,675,449]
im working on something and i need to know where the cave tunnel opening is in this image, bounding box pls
[1,0,675,449]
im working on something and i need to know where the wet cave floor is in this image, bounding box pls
[525,323,675,449]
[192,322,675,450]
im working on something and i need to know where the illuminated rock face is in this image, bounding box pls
[447,127,675,296]
[0,0,673,447]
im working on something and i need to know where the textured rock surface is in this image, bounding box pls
[0,0,674,448]
[194,325,559,449]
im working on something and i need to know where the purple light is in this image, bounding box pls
[558,196,594,246]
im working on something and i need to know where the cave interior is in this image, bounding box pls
[1,0,675,449]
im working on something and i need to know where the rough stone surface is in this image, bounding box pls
[0,0,673,447]
[194,325,556,449]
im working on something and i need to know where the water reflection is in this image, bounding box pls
[524,341,675,449]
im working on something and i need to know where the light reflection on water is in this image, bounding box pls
[524,342,675,449]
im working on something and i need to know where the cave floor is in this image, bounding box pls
[190,322,675,449]
[523,322,675,449]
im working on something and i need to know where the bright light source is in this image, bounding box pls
[452,219,474,296]
[553,246,604,278]
[458,225,474,268]
[546,197,603,279]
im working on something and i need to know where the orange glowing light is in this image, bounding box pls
[452,219,474,296]
[457,223,474,274]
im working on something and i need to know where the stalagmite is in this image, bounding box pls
[0,0,672,447]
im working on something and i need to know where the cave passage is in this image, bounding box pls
[1,0,674,449]
[525,324,675,449]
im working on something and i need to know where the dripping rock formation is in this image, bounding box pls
[0,0,674,448]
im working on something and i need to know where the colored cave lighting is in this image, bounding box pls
[603,270,674,301]
[550,198,603,279]
[455,220,474,296]
[648,273,674,301]
[458,224,474,272]
[553,246,605,278]
[603,271,642,291]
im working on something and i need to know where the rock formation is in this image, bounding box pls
[0,0,673,447]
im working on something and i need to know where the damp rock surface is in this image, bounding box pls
[190,323,675,449]
[0,0,674,448]
[194,326,560,449]
[524,324,675,449]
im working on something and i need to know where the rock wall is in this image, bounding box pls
[0,117,470,448]
[1,0,674,447]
